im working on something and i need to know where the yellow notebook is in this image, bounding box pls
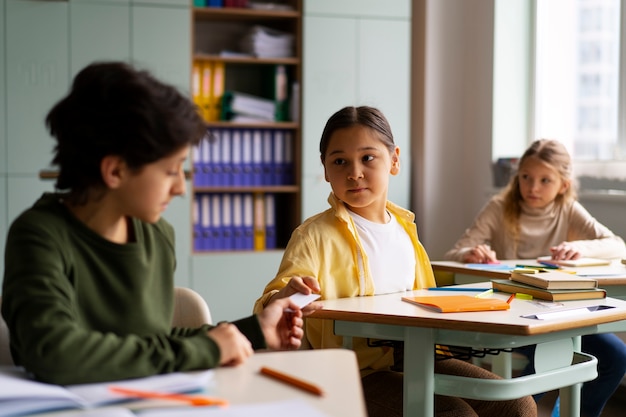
[401,295,510,313]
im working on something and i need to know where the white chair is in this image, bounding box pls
[0,296,14,365]
[172,286,213,327]
[0,288,211,367]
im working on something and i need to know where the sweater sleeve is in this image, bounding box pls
[565,201,626,258]
[443,197,503,262]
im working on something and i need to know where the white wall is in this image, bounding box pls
[412,0,496,259]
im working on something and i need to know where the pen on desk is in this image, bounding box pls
[506,294,515,304]
[474,289,494,298]
[108,386,229,407]
[538,260,561,268]
[259,366,324,396]
[427,287,494,292]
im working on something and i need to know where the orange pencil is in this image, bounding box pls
[108,386,228,407]
[259,366,324,396]
[506,293,515,304]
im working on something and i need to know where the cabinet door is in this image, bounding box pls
[131,4,191,94]
[70,1,131,76]
[0,0,6,174]
[359,18,411,209]
[302,16,357,219]
[132,3,192,284]
[6,0,69,174]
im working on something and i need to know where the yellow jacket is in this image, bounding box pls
[253,193,436,374]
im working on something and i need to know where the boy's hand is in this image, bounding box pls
[257,298,304,350]
[270,276,323,315]
[207,323,253,366]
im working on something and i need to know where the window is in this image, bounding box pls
[533,0,622,161]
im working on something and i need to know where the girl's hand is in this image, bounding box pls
[257,297,304,350]
[550,243,582,260]
[270,276,322,316]
[207,323,253,366]
[462,244,498,264]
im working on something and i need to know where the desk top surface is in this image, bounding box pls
[313,286,626,336]
[431,259,626,285]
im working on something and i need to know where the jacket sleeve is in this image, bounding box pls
[253,226,321,314]
[565,201,626,258]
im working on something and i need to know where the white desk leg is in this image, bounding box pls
[560,336,582,417]
[491,350,513,378]
[404,327,435,416]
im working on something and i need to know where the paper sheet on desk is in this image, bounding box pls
[136,398,331,416]
[522,305,615,320]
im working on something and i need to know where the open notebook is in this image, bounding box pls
[401,295,510,313]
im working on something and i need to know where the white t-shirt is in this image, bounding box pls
[348,209,415,294]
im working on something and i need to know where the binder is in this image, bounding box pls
[242,129,253,186]
[192,139,203,187]
[262,129,273,185]
[253,193,266,251]
[243,193,255,250]
[211,194,222,250]
[264,193,276,249]
[274,65,289,121]
[272,130,284,185]
[201,61,214,121]
[232,194,245,250]
[231,128,243,186]
[211,61,225,121]
[283,130,294,184]
[221,129,232,186]
[200,194,212,250]
[193,195,202,251]
[221,193,233,250]
[201,133,212,186]
[252,129,263,186]
[207,0,223,7]
[210,130,222,186]
[192,61,203,116]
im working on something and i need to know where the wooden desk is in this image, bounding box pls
[432,259,626,299]
[313,288,626,417]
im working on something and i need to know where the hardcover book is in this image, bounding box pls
[492,279,606,302]
[510,269,598,290]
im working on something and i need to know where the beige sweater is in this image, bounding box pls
[444,195,626,262]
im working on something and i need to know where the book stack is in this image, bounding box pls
[492,269,606,302]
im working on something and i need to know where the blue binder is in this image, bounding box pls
[262,129,273,185]
[252,129,263,186]
[211,194,223,250]
[232,194,246,250]
[231,129,243,186]
[242,129,254,186]
[221,193,234,250]
[243,193,255,250]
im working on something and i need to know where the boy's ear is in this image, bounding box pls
[390,146,400,176]
[100,155,127,189]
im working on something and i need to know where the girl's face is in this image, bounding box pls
[517,156,569,209]
[116,146,189,224]
[323,125,399,223]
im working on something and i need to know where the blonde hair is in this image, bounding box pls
[501,139,576,244]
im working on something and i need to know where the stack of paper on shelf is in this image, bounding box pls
[239,25,295,58]
[491,268,606,302]
[221,91,276,122]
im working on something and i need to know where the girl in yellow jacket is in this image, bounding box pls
[254,105,536,417]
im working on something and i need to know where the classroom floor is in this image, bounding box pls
[536,386,626,417]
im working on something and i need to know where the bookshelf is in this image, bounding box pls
[191,1,302,253]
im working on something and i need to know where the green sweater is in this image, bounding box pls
[2,193,265,385]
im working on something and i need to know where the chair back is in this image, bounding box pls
[0,296,14,365]
[172,287,212,328]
